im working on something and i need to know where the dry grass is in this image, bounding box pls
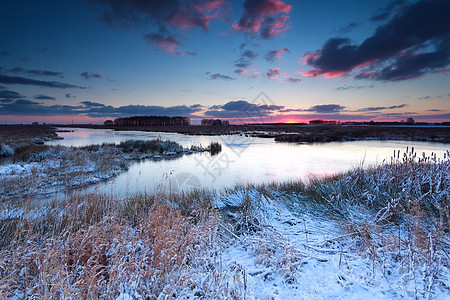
[0,193,228,299]
[0,147,448,298]
[0,125,58,148]
[292,148,450,297]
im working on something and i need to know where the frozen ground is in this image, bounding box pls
[213,189,449,299]
[0,149,448,299]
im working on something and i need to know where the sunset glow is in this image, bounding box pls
[0,0,448,124]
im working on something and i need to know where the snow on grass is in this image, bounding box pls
[0,140,220,199]
[0,148,448,299]
[0,144,14,157]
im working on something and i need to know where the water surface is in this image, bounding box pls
[48,127,449,196]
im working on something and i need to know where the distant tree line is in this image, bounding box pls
[309,120,340,125]
[201,118,230,126]
[105,116,190,126]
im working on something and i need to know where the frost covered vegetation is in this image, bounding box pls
[0,149,448,298]
[0,140,220,199]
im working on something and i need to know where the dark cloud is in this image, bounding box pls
[417,94,450,100]
[370,0,410,22]
[285,77,301,83]
[382,112,417,116]
[0,99,203,117]
[144,33,182,54]
[265,48,289,62]
[86,104,203,117]
[266,67,280,79]
[190,104,203,109]
[205,99,284,118]
[9,67,24,73]
[302,0,450,81]
[221,100,283,111]
[27,69,63,77]
[88,0,229,53]
[232,0,291,39]
[81,71,102,79]
[415,113,450,119]
[357,104,407,112]
[209,73,235,80]
[89,0,229,30]
[34,94,56,100]
[355,41,450,81]
[336,85,374,91]
[234,49,258,75]
[65,93,76,98]
[0,89,24,99]
[418,93,450,100]
[81,101,106,107]
[305,104,345,113]
[427,109,442,112]
[337,22,361,34]
[8,66,63,77]
[0,75,85,89]
[0,99,83,116]
[241,50,258,59]
[0,51,10,56]
[234,60,251,69]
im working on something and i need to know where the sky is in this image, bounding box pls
[0,0,449,124]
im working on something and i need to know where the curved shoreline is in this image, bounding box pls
[61,124,450,144]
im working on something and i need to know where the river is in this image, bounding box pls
[47,127,449,196]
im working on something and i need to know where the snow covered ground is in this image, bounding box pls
[215,189,449,299]
[0,148,448,299]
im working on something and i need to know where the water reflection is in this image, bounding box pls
[48,127,449,196]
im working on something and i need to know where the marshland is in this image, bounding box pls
[0,125,449,299]
[3,0,450,298]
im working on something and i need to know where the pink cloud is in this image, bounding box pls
[286,77,301,83]
[301,52,320,65]
[168,0,229,30]
[235,69,248,75]
[437,68,450,74]
[232,0,291,39]
[266,67,281,79]
[298,69,321,77]
[144,33,190,55]
[300,54,377,78]
[266,48,289,61]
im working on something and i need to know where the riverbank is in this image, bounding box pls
[0,139,221,200]
[64,124,450,144]
[0,149,448,298]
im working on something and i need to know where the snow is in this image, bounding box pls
[215,189,449,299]
[1,144,448,298]
[0,141,210,199]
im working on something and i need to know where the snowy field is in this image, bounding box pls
[0,148,448,299]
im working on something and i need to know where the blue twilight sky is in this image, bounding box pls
[0,0,449,124]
